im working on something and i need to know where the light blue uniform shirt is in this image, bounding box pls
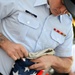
[0,0,73,75]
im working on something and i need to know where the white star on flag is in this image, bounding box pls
[22,58,26,61]
[13,71,19,75]
[30,72,37,75]
[24,67,30,72]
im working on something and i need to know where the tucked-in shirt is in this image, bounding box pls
[0,0,73,74]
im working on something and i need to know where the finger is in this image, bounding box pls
[29,63,43,70]
[14,51,20,59]
[30,59,40,63]
[16,49,23,58]
[11,54,17,60]
[36,67,44,71]
[8,51,18,60]
[20,46,28,57]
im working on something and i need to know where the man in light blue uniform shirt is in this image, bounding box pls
[0,0,73,75]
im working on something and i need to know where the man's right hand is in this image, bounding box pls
[0,33,28,60]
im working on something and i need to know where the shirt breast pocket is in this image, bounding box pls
[50,30,65,45]
[17,11,40,41]
[17,12,39,29]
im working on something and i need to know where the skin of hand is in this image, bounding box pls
[29,55,73,73]
[29,55,53,71]
[48,0,68,16]
[69,71,75,75]
[0,39,28,60]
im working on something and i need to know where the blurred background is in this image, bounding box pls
[72,18,75,44]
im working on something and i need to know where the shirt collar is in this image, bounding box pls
[34,0,47,6]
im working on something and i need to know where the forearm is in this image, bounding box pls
[0,33,9,48]
[52,56,73,73]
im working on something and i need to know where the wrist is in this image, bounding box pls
[0,33,10,48]
[50,55,56,68]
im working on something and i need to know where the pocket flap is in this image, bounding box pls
[18,12,39,29]
[50,30,65,44]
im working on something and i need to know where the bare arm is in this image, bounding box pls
[0,33,28,60]
[29,55,73,73]
[52,56,73,73]
[0,33,9,47]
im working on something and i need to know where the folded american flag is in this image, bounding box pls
[10,58,39,75]
[10,48,54,75]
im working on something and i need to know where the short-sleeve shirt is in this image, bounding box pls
[0,0,73,57]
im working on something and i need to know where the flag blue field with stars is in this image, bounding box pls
[10,59,39,75]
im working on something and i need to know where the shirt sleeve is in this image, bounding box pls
[0,0,18,19]
[55,19,74,57]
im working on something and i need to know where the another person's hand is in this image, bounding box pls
[48,0,68,16]
[1,40,28,60]
[29,55,54,70]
